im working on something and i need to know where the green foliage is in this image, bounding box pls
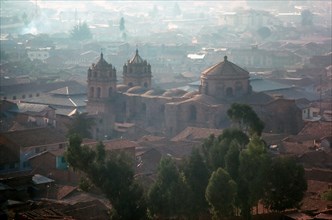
[148,157,190,219]
[183,148,210,217]
[70,22,92,41]
[205,168,237,219]
[225,141,240,180]
[322,189,332,201]
[227,103,264,136]
[119,17,125,31]
[79,176,93,192]
[238,135,270,219]
[202,129,248,171]
[67,112,95,138]
[263,157,307,211]
[66,135,147,220]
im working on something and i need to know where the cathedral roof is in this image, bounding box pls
[162,89,187,97]
[129,49,144,64]
[94,52,110,69]
[126,86,148,94]
[201,56,249,78]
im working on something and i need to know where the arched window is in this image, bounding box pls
[97,87,101,98]
[108,87,113,97]
[90,87,94,98]
[143,82,148,88]
[189,105,197,122]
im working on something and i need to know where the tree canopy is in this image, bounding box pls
[70,22,92,41]
[148,156,190,218]
[67,112,95,138]
[227,103,264,136]
[65,135,147,219]
[205,168,237,219]
[263,157,307,211]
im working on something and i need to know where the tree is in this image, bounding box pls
[148,157,190,219]
[65,135,147,219]
[301,9,313,26]
[225,140,240,181]
[202,129,248,171]
[70,22,92,41]
[263,157,307,211]
[183,148,210,217]
[227,103,264,136]
[205,168,237,219]
[119,17,125,31]
[67,112,95,138]
[237,135,270,219]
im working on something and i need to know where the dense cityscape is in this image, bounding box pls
[0,1,331,219]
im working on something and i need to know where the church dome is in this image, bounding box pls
[201,56,249,79]
[126,86,148,94]
[200,56,250,99]
[162,89,187,97]
[143,88,166,96]
[117,84,129,92]
[182,91,199,99]
[94,52,112,69]
[129,49,145,64]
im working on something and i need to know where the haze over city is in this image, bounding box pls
[0,1,331,219]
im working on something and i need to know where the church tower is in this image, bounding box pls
[123,49,152,89]
[87,52,117,139]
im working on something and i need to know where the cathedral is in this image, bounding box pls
[86,50,303,140]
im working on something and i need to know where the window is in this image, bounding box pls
[22,95,26,99]
[144,82,148,88]
[128,82,133,87]
[90,87,94,98]
[108,87,113,97]
[13,96,16,100]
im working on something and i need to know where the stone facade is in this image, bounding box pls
[86,51,303,139]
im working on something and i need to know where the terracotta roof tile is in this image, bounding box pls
[1,127,66,148]
[171,126,223,142]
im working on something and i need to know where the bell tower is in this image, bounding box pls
[123,49,152,89]
[87,52,117,139]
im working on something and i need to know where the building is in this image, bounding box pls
[86,51,305,139]
[0,127,67,172]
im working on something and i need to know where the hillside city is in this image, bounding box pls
[0,0,331,219]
